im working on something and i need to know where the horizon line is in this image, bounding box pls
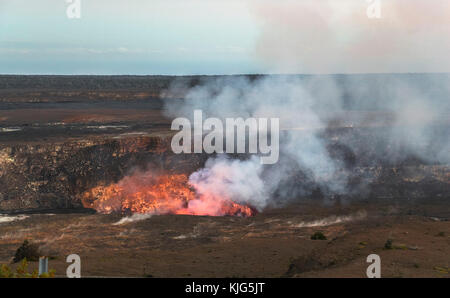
[1,72,450,77]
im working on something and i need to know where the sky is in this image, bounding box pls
[0,0,449,75]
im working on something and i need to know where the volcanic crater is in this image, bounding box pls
[0,75,448,277]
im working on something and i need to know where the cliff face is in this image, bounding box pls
[0,131,448,213]
[0,75,448,213]
[0,135,206,212]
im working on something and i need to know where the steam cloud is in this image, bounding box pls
[291,210,367,228]
[164,74,450,210]
[161,1,450,211]
[113,213,153,225]
[0,214,29,223]
[141,1,450,212]
[249,0,450,74]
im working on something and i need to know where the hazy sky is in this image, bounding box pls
[1,0,449,75]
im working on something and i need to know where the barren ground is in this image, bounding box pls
[0,202,448,278]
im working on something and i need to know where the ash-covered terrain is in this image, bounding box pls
[0,74,448,277]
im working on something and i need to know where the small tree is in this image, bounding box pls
[13,240,40,263]
[311,231,327,240]
[384,239,393,249]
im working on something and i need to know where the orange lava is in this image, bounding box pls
[82,173,255,217]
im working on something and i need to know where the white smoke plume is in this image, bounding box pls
[189,155,268,210]
[291,210,367,228]
[249,0,450,74]
[164,76,355,209]
[113,213,153,225]
[164,73,450,210]
[0,214,29,223]
[162,1,450,211]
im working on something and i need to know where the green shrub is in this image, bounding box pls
[0,264,13,278]
[384,239,393,249]
[311,231,327,240]
[0,259,55,278]
[13,240,40,263]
